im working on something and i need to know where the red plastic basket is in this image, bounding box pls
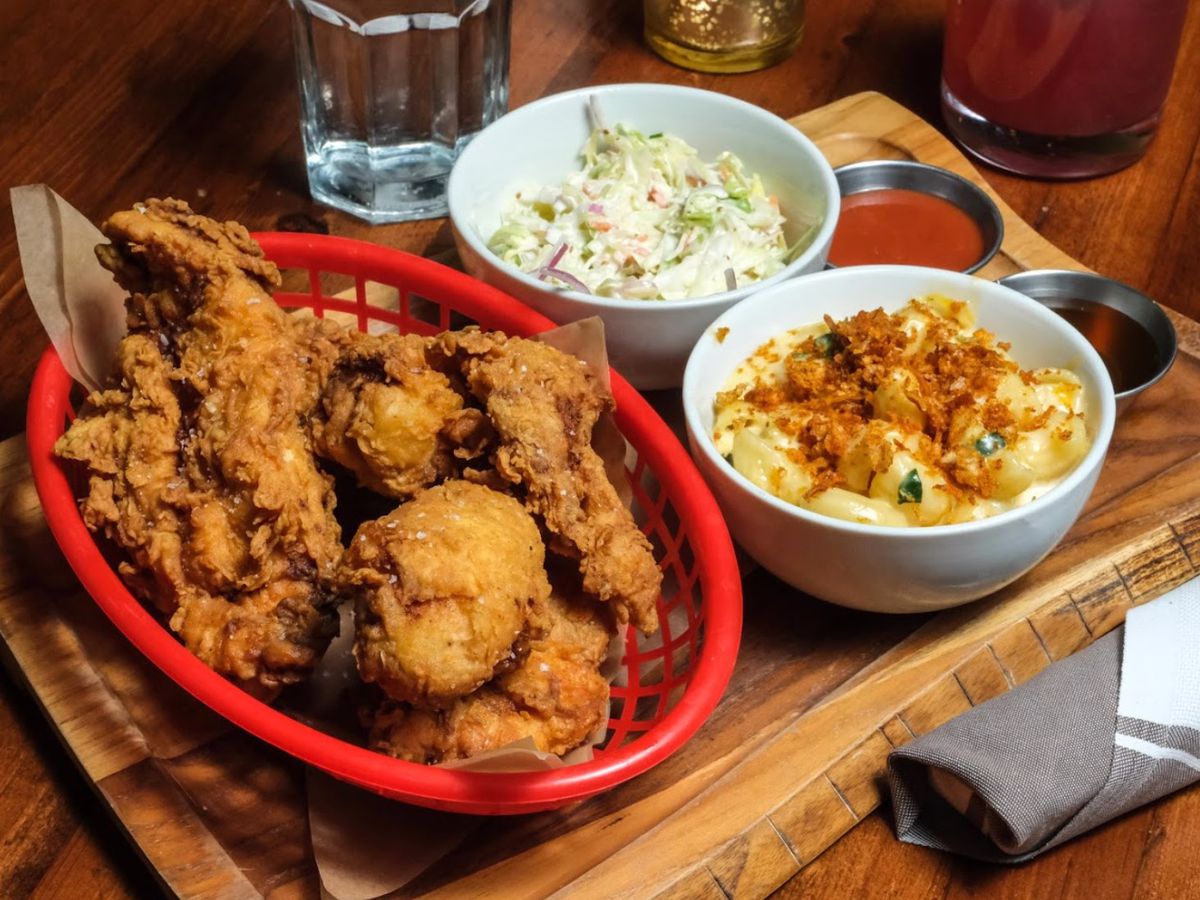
[26,233,742,815]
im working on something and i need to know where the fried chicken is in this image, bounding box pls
[538,565,618,667]
[369,592,613,763]
[311,331,489,499]
[369,643,610,763]
[53,198,662,745]
[437,330,662,634]
[55,200,342,694]
[342,480,551,708]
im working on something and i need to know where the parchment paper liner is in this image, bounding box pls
[12,184,126,391]
[12,187,641,899]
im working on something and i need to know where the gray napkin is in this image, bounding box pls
[888,579,1200,862]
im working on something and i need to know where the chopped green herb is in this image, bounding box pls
[813,332,840,358]
[975,432,1007,456]
[722,452,734,465]
[648,132,663,139]
[898,469,922,505]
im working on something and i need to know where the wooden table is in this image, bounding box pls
[2,1,1199,897]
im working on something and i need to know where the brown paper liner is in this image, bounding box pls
[11,184,127,391]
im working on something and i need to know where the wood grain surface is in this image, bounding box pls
[2,1,1200,898]
[4,288,1200,899]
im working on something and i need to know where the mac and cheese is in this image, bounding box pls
[713,296,1091,527]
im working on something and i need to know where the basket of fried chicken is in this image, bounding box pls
[25,199,741,813]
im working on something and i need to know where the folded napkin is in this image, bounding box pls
[888,577,1200,862]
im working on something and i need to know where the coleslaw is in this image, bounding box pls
[487,125,818,300]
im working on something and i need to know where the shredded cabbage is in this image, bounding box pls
[487,125,814,300]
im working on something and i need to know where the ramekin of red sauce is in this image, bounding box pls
[828,161,1004,273]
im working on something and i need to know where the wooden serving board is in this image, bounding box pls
[4,91,1200,900]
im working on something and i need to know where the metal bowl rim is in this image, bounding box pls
[998,268,1178,400]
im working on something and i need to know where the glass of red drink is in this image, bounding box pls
[941,0,1189,178]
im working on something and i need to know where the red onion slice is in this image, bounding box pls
[539,267,591,294]
[532,242,590,293]
[545,242,569,269]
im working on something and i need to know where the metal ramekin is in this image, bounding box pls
[830,160,1005,274]
[998,269,1177,415]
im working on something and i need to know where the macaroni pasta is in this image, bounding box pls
[713,296,1091,527]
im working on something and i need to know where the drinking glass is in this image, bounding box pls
[941,0,1188,179]
[643,0,805,74]
[287,0,511,223]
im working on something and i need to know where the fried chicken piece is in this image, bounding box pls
[289,313,363,412]
[57,334,185,606]
[343,480,551,707]
[55,199,342,694]
[311,331,487,498]
[369,573,615,763]
[369,631,611,763]
[538,566,618,667]
[437,330,662,633]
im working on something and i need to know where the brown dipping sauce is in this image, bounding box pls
[1043,300,1162,394]
[829,188,985,271]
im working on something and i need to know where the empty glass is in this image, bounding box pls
[287,0,511,223]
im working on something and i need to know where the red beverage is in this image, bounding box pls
[941,0,1189,178]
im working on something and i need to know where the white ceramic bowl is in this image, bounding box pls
[682,266,1117,613]
[448,83,840,389]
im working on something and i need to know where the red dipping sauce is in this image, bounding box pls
[828,188,986,271]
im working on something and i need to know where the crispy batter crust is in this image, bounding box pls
[56,200,662,749]
[437,330,662,634]
[343,480,552,708]
[312,332,476,499]
[56,199,342,693]
[368,585,613,763]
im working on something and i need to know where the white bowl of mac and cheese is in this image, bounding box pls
[682,265,1116,612]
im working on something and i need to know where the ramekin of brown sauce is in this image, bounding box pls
[999,269,1177,415]
[828,161,1003,273]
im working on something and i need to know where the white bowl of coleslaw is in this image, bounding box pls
[682,266,1117,613]
[447,83,839,389]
